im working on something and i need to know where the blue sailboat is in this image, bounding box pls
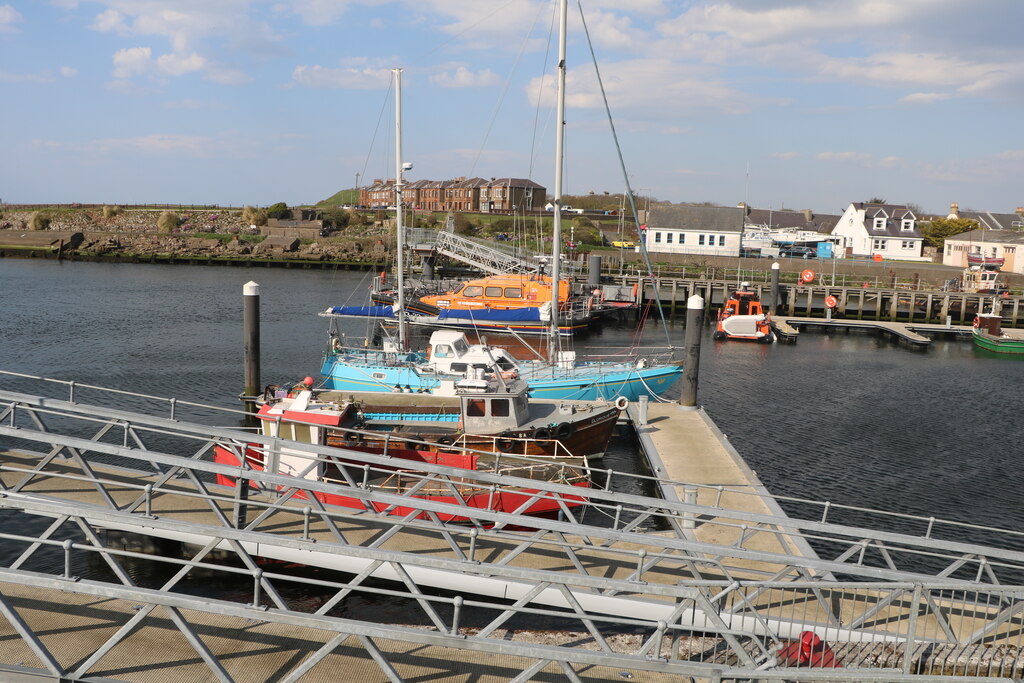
[318,30,682,402]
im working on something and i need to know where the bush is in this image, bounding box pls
[242,205,268,226]
[266,202,289,220]
[28,212,50,230]
[102,205,122,218]
[157,211,180,233]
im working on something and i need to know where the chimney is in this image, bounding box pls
[949,202,960,218]
[736,201,750,215]
[801,209,813,221]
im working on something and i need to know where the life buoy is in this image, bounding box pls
[973,316,980,328]
[534,427,552,440]
[555,422,573,440]
[614,396,629,410]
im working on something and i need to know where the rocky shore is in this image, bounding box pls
[0,208,392,266]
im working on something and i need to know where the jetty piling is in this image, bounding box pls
[242,281,261,413]
[680,294,705,407]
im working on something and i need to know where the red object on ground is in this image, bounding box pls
[777,631,840,668]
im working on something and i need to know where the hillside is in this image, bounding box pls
[317,189,359,207]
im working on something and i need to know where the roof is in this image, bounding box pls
[957,211,1024,231]
[647,205,745,233]
[744,207,840,234]
[487,178,546,189]
[853,202,923,238]
[945,229,1024,245]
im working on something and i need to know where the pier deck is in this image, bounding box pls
[772,316,977,345]
[634,403,820,571]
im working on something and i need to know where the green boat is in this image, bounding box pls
[972,313,1024,354]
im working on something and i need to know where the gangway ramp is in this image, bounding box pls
[5,385,1024,679]
[409,228,538,275]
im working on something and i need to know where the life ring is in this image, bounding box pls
[973,316,980,328]
[534,427,552,440]
[555,422,574,440]
[436,435,454,446]
[496,436,515,452]
[632,282,639,298]
[614,396,629,410]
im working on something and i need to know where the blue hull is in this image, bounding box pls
[320,355,682,401]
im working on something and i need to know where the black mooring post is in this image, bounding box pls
[243,281,261,415]
[679,294,705,407]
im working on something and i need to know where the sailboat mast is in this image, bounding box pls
[393,68,407,351]
[548,0,567,362]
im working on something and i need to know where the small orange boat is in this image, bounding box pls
[714,283,774,343]
[420,273,569,311]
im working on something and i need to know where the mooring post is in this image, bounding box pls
[422,255,435,280]
[679,294,705,407]
[243,281,261,416]
[769,262,780,313]
[587,254,602,289]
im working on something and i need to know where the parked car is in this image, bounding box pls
[612,240,636,248]
[779,245,816,258]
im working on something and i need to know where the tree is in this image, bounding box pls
[919,217,978,249]
[866,197,887,204]
[28,212,50,230]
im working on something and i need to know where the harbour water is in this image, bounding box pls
[2,258,1023,542]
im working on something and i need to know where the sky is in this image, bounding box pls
[1,0,1022,216]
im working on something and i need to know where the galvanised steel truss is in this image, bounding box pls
[2,383,1024,680]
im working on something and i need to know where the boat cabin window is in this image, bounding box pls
[496,357,515,370]
[452,338,469,354]
[491,398,510,417]
[372,372,386,380]
[485,286,503,297]
[434,344,454,358]
[453,284,466,294]
[451,363,468,373]
[503,287,522,298]
[463,286,483,297]
[467,399,486,417]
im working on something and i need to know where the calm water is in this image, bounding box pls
[2,258,1023,538]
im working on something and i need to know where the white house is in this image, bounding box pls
[643,205,743,256]
[830,202,928,261]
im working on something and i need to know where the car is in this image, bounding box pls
[779,246,816,258]
[612,240,636,248]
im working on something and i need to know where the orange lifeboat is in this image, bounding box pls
[713,283,774,343]
[420,273,570,311]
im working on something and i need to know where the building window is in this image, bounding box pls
[666,233,673,244]
[901,240,915,249]
[678,234,685,244]
[901,219,914,231]
[698,234,705,246]
[654,232,662,243]
[946,245,951,255]
[872,239,886,250]
[873,217,886,230]
[719,235,726,246]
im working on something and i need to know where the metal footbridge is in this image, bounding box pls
[3,376,1024,681]
[408,228,539,275]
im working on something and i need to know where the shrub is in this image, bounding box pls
[102,205,123,218]
[242,205,268,226]
[28,212,50,230]
[266,202,289,220]
[157,211,180,233]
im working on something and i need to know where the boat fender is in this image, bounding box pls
[534,427,552,440]
[973,316,980,328]
[555,422,573,440]
[436,435,454,446]
[496,436,515,452]
[614,396,629,411]
[636,358,649,369]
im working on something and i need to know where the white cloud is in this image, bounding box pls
[0,4,22,33]
[156,51,206,76]
[87,133,213,156]
[900,92,950,104]
[91,8,128,33]
[288,0,355,26]
[60,66,78,78]
[430,66,499,88]
[164,99,202,109]
[292,64,392,89]
[112,46,152,79]
[0,69,56,83]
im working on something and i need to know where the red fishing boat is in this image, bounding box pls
[214,375,622,521]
